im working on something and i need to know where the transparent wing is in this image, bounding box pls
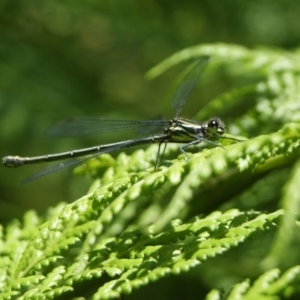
[20,155,92,184]
[172,56,210,118]
[20,138,146,184]
[46,117,169,137]
[20,133,166,184]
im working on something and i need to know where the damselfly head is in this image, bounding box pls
[205,118,225,136]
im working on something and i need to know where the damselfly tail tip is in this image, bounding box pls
[2,156,23,168]
[2,156,11,167]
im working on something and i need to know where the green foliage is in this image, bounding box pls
[205,266,300,300]
[0,207,283,299]
[2,43,300,299]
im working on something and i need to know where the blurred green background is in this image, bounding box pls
[1,0,299,222]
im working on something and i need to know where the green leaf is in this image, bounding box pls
[2,42,300,299]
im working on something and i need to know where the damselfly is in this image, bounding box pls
[2,57,231,183]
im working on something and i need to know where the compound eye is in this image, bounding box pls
[207,118,224,135]
[208,119,219,129]
[210,120,218,127]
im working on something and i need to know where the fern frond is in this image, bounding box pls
[3,43,300,299]
[0,206,282,299]
[205,266,300,300]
